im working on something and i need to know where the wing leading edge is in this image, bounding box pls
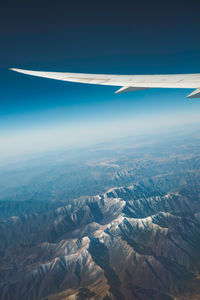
[10,68,200,98]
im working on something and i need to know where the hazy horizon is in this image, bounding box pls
[1,109,200,163]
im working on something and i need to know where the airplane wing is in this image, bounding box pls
[10,68,200,98]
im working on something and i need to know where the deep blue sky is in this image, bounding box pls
[0,0,200,153]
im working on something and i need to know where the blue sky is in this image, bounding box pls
[0,0,200,158]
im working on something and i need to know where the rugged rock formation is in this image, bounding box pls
[1,131,200,299]
[1,175,200,300]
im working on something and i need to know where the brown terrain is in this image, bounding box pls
[0,130,200,300]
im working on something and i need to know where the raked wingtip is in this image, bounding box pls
[9,68,22,72]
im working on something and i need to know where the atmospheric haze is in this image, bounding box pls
[1,109,200,162]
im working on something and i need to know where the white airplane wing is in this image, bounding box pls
[10,68,200,98]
